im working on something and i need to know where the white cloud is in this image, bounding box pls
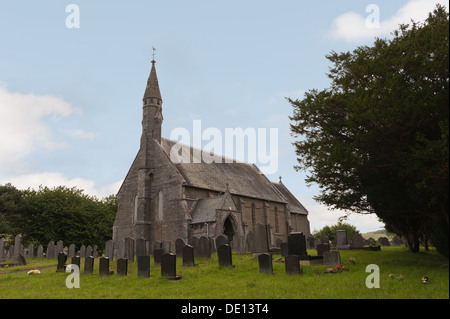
[0,86,81,173]
[1,172,122,198]
[329,0,449,42]
[67,129,97,140]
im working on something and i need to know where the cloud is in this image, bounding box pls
[0,86,81,173]
[329,0,449,42]
[1,172,122,198]
[67,129,97,140]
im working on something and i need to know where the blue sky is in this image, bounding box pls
[1,0,447,233]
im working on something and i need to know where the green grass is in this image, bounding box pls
[0,247,448,299]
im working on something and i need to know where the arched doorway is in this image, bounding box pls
[223,216,234,243]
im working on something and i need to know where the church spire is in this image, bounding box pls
[143,59,162,102]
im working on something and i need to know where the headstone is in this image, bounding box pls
[161,253,179,280]
[99,257,110,276]
[162,241,172,254]
[175,238,185,258]
[258,253,273,274]
[0,238,5,261]
[105,240,114,260]
[280,242,288,257]
[84,256,94,275]
[287,232,307,256]
[215,235,228,250]
[37,244,44,259]
[56,252,68,272]
[79,245,86,258]
[86,245,93,257]
[307,237,316,249]
[335,230,350,250]
[18,253,26,265]
[13,234,23,261]
[153,248,163,265]
[56,240,64,255]
[68,244,76,258]
[189,237,199,256]
[250,224,270,254]
[137,255,150,278]
[320,234,330,244]
[285,255,300,275]
[8,245,14,260]
[323,251,341,266]
[117,258,128,276]
[316,243,330,256]
[136,238,146,257]
[182,245,195,267]
[124,238,135,262]
[351,233,364,249]
[378,237,390,246]
[198,236,211,259]
[116,240,125,259]
[217,244,232,267]
[71,256,81,269]
[27,243,34,259]
[93,245,98,258]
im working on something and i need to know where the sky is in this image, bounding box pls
[0,0,447,233]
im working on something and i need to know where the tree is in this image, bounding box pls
[289,6,449,253]
[0,183,24,240]
[313,222,359,242]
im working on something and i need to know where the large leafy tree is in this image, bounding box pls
[289,6,448,253]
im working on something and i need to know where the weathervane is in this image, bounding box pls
[152,47,156,61]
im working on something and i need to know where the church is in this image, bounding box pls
[112,58,311,252]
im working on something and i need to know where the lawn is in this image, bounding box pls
[0,246,448,299]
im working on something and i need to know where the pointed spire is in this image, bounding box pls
[143,59,162,102]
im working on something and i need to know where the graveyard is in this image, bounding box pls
[0,239,448,299]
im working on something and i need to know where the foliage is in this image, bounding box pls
[313,222,359,241]
[289,5,449,253]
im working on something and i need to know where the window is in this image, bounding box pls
[251,203,256,227]
[275,207,279,233]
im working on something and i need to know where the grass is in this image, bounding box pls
[0,247,448,299]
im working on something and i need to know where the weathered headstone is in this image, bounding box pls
[288,232,307,256]
[153,248,163,265]
[116,240,125,259]
[56,252,68,272]
[182,245,195,267]
[217,244,232,267]
[27,243,34,259]
[250,224,270,255]
[198,236,211,259]
[323,251,341,266]
[47,241,55,259]
[307,237,316,249]
[37,244,43,259]
[161,253,179,280]
[335,230,350,250]
[320,234,330,244]
[86,245,93,257]
[71,256,81,269]
[105,240,114,260]
[0,238,5,261]
[13,234,23,261]
[84,256,94,275]
[258,253,273,274]
[215,235,229,250]
[189,237,199,255]
[162,241,171,254]
[285,255,300,275]
[93,245,99,258]
[280,242,288,257]
[351,233,364,249]
[56,240,64,255]
[8,245,14,260]
[99,257,110,276]
[117,258,128,276]
[137,255,150,278]
[79,245,86,258]
[136,238,146,257]
[316,243,330,256]
[68,244,76,258]
[125,238,135,262]
[175,238,185,258]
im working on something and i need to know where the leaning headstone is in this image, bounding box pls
[137,255,150,278]
[198,236,211,259]
[84,256,94,275]
[56,252,68,272]
[288,232,307,256]
[99,257,110,276]
[37,244,44,259]
[68,244,76,258]
[79,245,86,258]
[161,253,180,280]
[217,244,232,267]
[215,235,228,250]
[335,230,350,250]
[285,255,300,275]
[351,233,364,249]
[136,238,146,257]
[258,253,273,274]
[323,251,341,267]
[175,238,185,258]
[316,243,330,256]
[117,258,128,276]
[105,240,114,261]
[124,238,135,262]
[153,248,163,265]
[182,245,195,267]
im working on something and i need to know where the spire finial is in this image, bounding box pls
[152,47,156,63]
[279,176,282,183]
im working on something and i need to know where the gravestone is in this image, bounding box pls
[84,256,94,275]
[320,234,330,244]
[153,248,163,265]
[86,245,93,257]
[18,253,26,265]
[335,230,350,250]
[68,244,76,258]
[0,238,5,261]
[215,235,228,250]
[105,240,114,260]
[56,240,64,255]
[117,258,128,276]
[280,243,288,257]
[93,245,98,258]
[136,238,146,257]
[125,238,135,262]
[8,245,14,260]
[175,238,185,258]
[56,252,68,272]
[258,253,273,274]
[250,224,270,255]
[99,257,110,276]
[161,253,180,280]
[316,243,330,256]
[285,255,300,275]
[37,245,43,259]
[137,255,150,278]
[71,256,81,269]
[288,232,307,256]
[217,244,232,267]
[189,237,199,256]
[378,237,390,246]
[13,234,23,261]
[27,243,34,259]
[162,241,171,254]
[307,237,316,249]
[116,240,125,259]
[323,251,341,266]
[351,233,364,249]
[198,236,211,259]
[182,245,195,267]
[79,245,86,258]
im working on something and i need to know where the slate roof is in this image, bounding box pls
[190,196,225,224]
[160,138,286,203]
[272,182,308,215]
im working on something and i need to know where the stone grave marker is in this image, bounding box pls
[13,234,23,261]
[217,244,232,267]
[125,238,135,262]
[79,245,86,258]
[27,243,34,259]
[198,236,211,259]
[0,238,5,261]
[378,237,390,246]
[189,237,199,256]
[56,252,68,272]
[136,238,146,257]
[258,253,273,274]
[251,224,270,255]
[84,256,94,275]
[285,255,300,275]
[162,241,171,254]
[93,245,98,258]
[117,258,128,276]
[86,245,93,257]
[137,255,150,278]
[307,237,316,249]
[71,256,81,270]
[99,257,110,276]
[288,232,307,256]
[116,240,125,259]
[161,253,180,280]
[182,245,195,267]
[323,251,341,266]
[335,230,350,250]
[316,243,330,256]
[56,240,64,255]
[215,235,228,250]
[68,244,76,258]
[280,242,288,257]
[153,248,163,265]
[105,240,114,261]
[18,253,26,265]
[175,238,185,258]
[37,244,43,259]
[351,233,364,249]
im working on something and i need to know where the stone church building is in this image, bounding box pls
[112,59,310,252]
